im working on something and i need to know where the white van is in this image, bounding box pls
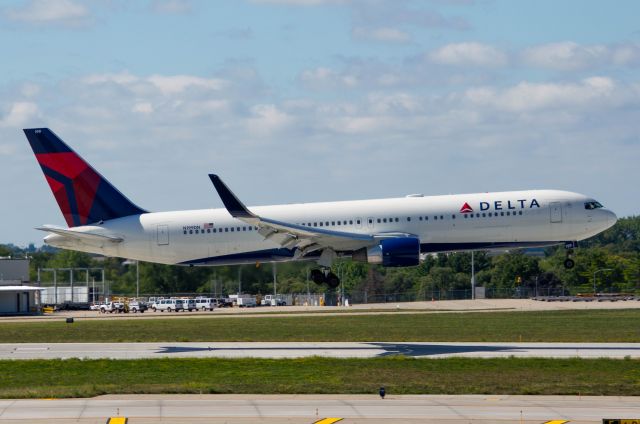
[182,299,196,312]
[152,299,184,312]
[195,298,215,311]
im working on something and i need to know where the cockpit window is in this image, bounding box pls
[584,201,604,210]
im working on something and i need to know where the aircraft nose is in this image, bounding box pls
[607,210,618,227]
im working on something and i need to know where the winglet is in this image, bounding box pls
[208,174,256,218]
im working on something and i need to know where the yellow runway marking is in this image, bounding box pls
[106,418,127,424]
[543,421,569,424]
[314,418,343,424]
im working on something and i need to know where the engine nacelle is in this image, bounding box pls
[353,237,420,267]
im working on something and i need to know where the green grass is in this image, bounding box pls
[2,309,640,343]
[1,357,639,398]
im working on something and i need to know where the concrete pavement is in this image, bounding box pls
[2,341,640,359]
[0,394,638,423]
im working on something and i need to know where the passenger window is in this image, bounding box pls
[519,211,523,215]
[319,222,323,227]
[434,216,438,220]
[407,217,411,222]
[395,217,399,222]
[452,215,456,219]
[183,231,187,235]
[377,218,381,223]
[419,216,423,221]
[195,230,199,234]
[326,222,329,226]
[189,230,193,234]
[440,215,444,220]
[331,221,335,226]
[383,218,387,223]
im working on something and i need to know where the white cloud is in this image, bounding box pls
[522,41,640,71]
[150,0,192,14]
[0,102,39,127]
[429,42,508,67]
[522,42,607,71]
[352,27,411,43]
[83,73,227,95]
[299,67,359,89]
[132,102,154,115]
[5,0,89,26]
[465,77,616,112]
[246,104,292,135]
[146,75,227,95]
[251,0,347,5]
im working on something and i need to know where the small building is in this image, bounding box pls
[0,286,43,315]
[0,258,43,315]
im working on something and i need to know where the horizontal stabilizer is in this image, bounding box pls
[36,225,123,243]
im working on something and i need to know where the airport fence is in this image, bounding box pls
[342,286,572,304]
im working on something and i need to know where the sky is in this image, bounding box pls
[1,0,639,246]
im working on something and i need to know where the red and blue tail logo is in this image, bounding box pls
[24,128,146,227]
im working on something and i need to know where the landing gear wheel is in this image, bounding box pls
[326,272,340,288]
[563,258,575,269]
[311,269,325,285]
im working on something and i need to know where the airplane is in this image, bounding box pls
[24,128,617,288]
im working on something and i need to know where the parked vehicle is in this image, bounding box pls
[236,296,257,307]
[129,300,148,313]
[99,301,125,313]
[214,297,233,308]
[182,298,196,311]
[261,294,287,306]
[152,298,184,312]
[195,298,215,311]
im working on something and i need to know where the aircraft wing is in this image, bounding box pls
[36,225,124,243]
[209,174,381,255]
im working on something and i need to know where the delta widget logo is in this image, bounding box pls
[460,202,473,213]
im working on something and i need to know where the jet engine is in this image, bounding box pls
[353,237,420,267]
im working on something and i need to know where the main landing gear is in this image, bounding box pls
[311,268,340,288]
[564,241,577,269]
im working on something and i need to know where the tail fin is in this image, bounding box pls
[24,128,147,227]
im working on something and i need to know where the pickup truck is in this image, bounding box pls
[261,295,287,306]
[99,301,125,313]
[128,300,148,313]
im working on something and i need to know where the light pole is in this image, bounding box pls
[593,268,612,296]
[471,250,475,300]
[123,260,140,298]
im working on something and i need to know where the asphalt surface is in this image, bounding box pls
[0,394,638,423]
[2,341,640,359]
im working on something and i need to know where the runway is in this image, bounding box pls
[2,342,640,359]
[0,394,638,423]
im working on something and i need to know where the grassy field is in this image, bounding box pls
[1,356,638,398]
[1,309,640,343]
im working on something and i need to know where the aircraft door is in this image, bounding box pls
[157,224,170,245]
[550,202,562,223]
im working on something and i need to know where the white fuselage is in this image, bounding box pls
[44,189,617,266]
